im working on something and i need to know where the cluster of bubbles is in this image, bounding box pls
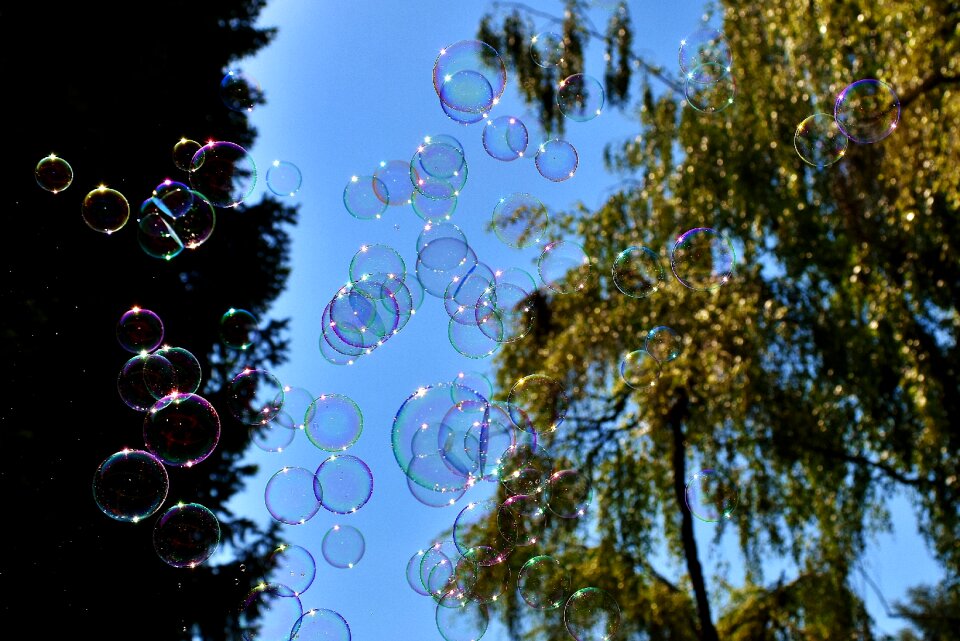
[391,372,621,641]
[679,28,737,114]
[794,78,900,169]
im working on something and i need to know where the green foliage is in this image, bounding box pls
[469,0,960,638]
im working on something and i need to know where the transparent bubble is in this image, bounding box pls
[82,185,130,234]
[670,227,736,291]
[264,466,322,525]
[612,246,666,298]
[35,154,73,193]
[685,468,739,522]
[266,160,302,197]
[116,307,164,353]
[220,308,259,350]
[497,494,547,547]
[92,449,169,523]
[645,326,683,363]
[291,608,351,641]
[143,392,221,467]
[304,393,363,452]
[482,115,529,161]
[546,468,593,518]
[374,159,415,207]
[564,587,621,641]
[174,190,216,249]
[454,546,511,604]
[535,138,578,182]
[538,240,593,294]
[794,112,848,168]
[679,28,733,81]
[452,499,513,564]
[314,454,374,514]
[188,140,257,208]
[407,549,433,596]
[834,78,900,144]
[684,64,737,113]
[433,40,506,114]
[253,421,297,453]
[508,373,568,435]
[117,354,159,412]
[226,367,284,426]
[172,138,201,172]
[153,502,220,568]
[322,524,365,569]
[558,74,605,122]
[344,175,389,220]
[619,349,661,390]
[492,193,548,249]
[530,32,565,68]
[268,544,316,597]
[137,210,184,260]
[220,69,262,113]
[239,583,303,641]
[350,243,406,282]
[275,385,314,431]
[518,555,569,610]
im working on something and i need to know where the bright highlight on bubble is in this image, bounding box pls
[795,112,848,168]
[670,227,736,291]
[535,138,578,182]
[153,502,221,569]
[266,159,302,197]
[685,468,739,522]
[82,185,130,234]
[35,154,73,193]
[557,74,605,122]
[834,78,900,144]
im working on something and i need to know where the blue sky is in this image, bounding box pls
[223,1,945,639]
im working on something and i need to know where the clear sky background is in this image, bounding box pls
[223,1,945,639]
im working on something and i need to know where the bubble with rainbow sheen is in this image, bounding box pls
[322,524,365,569]
[497,494,547,547]
[530,31,565,68]
[794,112,848,169]
[670,227,736,291]
[305,393,363,452]
[454,546,511,604]
[685,467,739,522]
[344,174,389,220]
[564,587,621,641]
[374,159,414,207]
[267,543,316,597]
[172,138,201,172]
[684,64,737,113]
[153,501,220,568]
[535,138,578,182]
[612,246,666,298]
[452,498,513,564]
[137,210,183,260]
[82,185,130,234]
[679,28,733,83]
[116,307,164,353]
[492,192,548,249]
[226,367,284,426]
[436,598,489,641]
[619,349,661,390]
[645,326,682,363]
[350,243,406,282]
[518,555,570,610]
[117,354,160,412]
[143,392,221,467]
[538,240,593,294]
[433,39,506,115]
[292,608,352,641]
[188,140,257,208]
[35,154,73,193]
[482,115,528,161]
[92,448,169,523]
[264,466,322,525]
[834,78,900,144]
[219,69,262,113]
[314,453,373,514]
[407,548,433,596]
[151,345,202,395]
[275,385,315,431]
[558,74,605,122]
[546,468,593,518]
[410,139,466,199]
[239,583,303,641]
[220,307,259,350]
[508,373,568,436]
[266,159,302,197]
[252,421,297,454]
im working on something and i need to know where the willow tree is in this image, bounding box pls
[464,1,960,639]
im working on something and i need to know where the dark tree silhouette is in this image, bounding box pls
[1,2,296,639]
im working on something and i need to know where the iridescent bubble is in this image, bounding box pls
[454,546,511,604]
[546,468,593,518]
[172,138,201,173]
[226,367,284,426]
[322,524,365,569]
[518,555,570,610]
[499,442,554,497]
[328,280,397,350]
[268,544,316,597]
[645,326,682,363]
[266,160,302,197]
[264,466,322,525]
[407,548,433,596]
[619,349,661,390]
[374,159,415,207]
[149,346,201,395]
[220,308,259,350]
[143,392,221,467]
[497,494,547,547]
[349,243,406,283]
[557,74,605,122]
[439,97,487,125]
[564,587,621,641]
[685,468,739,522]
[492,193,548,249]
[313,453,373,514]
[220,69,262,113]
[344,175,389,220]
[275,385,314,431]
[684,64,737,113]
[291,608,352,641]
[406,457,469,508]
[410,139,467,199]
[444,262,495,325]
[153,502,220,568]
[421,540,463,602]
[679,28,733,82]
[81,185,130,234]
[35,154,73,193]
[612,246,666,298]
[92,448,169,523]
[794,112,848,168]
[670,227,736,291]
[834,78,900,144]
[117,354,159,412]
[150,179,194,218]
[137,210,183,260]
[530,32,565,68]
[449,314,500,359]
[435,598,489,641]
[538,240,593,294]
[252,421,297,453]
[508,374,568,436]
[412,188,458,223]
[141,350,177,400]
[452,370,493,403]
[495,266,538,295]
[433,40,507,114]
[116,307,164,353]
[173,190,216,250]
[535,139,578,182]
[418,221,470,270]
[239,583,303,641]
[188,140,257,208]
[452,499,513,564]
[482,115,529,161]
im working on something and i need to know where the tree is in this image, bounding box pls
[452,1,960,639]
[1,2,296,638]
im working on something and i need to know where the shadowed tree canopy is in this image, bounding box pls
[448,1,959,640]
[1,2,297,639]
